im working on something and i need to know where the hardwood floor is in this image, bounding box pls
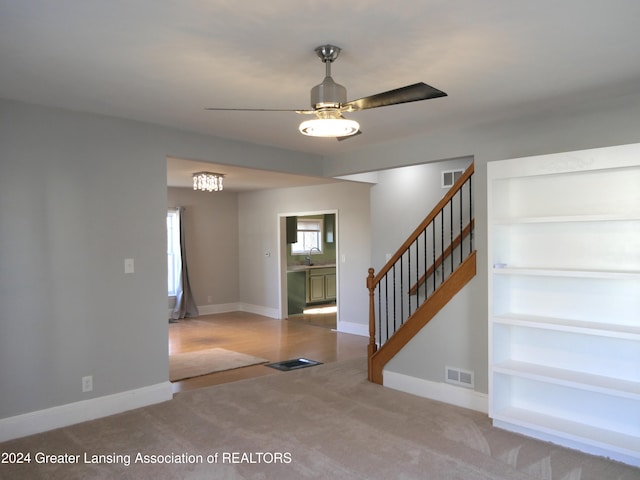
[169,311,368,395]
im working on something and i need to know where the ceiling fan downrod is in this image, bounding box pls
[310,45,347,110]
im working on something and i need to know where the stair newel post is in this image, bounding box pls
[366,268,377,381]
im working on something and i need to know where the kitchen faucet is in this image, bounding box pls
[306,247,320,265]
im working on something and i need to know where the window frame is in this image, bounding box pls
[291,218,324,255]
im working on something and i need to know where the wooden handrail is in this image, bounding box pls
[369,251,477,384]
[367,162,475,384]
[408,219,475,295]
[371,162,475,286]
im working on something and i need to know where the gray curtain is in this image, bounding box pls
[171,207,199,320]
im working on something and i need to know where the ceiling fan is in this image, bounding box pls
[205,45,447,139]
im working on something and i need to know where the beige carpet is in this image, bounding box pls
[169,348,268,381]
[1,358,638,479]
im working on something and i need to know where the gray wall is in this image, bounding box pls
[167,187,239,307]
[369,158,473,272]
[324,89,640,394]
[0,98,321,420]
[3,85,640,422]
[238,182,371,326]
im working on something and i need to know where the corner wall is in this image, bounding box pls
[0,98,322,438]
[238,181,371,333]
[167,187,239,310]
[323,89,640,397]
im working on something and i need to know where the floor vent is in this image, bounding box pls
[445,366,474,388]
[265,358,322,371]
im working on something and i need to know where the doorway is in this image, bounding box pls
[278,210,339,329]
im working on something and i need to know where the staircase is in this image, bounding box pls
[367,163,476,384]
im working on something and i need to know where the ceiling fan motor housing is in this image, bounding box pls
[310,76,347,109]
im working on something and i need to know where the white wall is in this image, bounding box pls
[238,182,371,333]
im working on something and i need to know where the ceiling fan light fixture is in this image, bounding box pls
[299,117,359,138]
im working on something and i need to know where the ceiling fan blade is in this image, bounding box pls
[205,107,301,112]
[343,82,446,111]
[205,107,318,115]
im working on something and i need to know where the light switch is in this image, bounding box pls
[124,258,135,274]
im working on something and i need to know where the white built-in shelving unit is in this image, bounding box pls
[487,143,640,466]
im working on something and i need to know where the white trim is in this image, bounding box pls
[238,302,280,319]
[384,369,488,414]
[197,302,242,316]
[170,303,281,320]
[277,209,340,322]
[335,321,368,337]
[492,419,640,468]
[0,382,172,442]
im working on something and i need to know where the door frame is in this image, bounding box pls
[277,209,339,326]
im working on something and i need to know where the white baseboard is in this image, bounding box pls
[383,369,488,414]
[237,302,280,319]
[0,382,173,443]
[335,321,368,337]
[170,303,280,319]
[492,419,640,468]
[197,302,242,316]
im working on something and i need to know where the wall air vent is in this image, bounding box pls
[442,169,464,188]
[445,366,474,388]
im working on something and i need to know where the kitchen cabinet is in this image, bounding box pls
[306,267,336,304]
[487,143,640,466]
[287,271,306,315]
[324,213,335,243]
[286,216,297,244]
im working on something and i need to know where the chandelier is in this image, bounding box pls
[192,172,224,192]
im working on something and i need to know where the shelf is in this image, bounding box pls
[492,213,640,224]
[488,144,640,466]
[492,266,640,279]
[493,313,640,340]
[493,360,640,399]
[492,407,640,460]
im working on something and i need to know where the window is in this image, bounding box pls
[291,218,323,255]
[167,210,181,296]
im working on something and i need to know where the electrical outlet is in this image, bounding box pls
[82,375,93,392]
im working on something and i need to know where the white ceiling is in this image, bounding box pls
[3,1,640,189]
[166,156,344,191]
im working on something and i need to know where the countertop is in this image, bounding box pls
[287,264,336,272]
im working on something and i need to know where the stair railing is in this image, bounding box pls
[367,163,475,365]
